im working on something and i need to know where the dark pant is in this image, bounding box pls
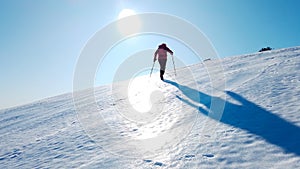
[158,58,167,71]
[160,70,165,80]
[158,58,167,80]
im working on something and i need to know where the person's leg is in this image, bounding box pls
[158,59,167,80]
[160,70,164,80]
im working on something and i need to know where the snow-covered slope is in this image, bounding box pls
[1,46,300,168]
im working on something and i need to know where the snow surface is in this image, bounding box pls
[1,46,300,168]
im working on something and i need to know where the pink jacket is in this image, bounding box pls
[154,45,173,60]
[154,48,168,59]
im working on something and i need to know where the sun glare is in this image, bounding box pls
[118,9,136,19]
[128,75,159,113]
[117,9,141,36]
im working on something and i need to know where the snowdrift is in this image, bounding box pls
[1,46,300,168]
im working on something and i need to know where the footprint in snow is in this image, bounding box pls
[226,129,234,132]
[184,154,196,159]
[154,162,164,166]
[202,154,214,158]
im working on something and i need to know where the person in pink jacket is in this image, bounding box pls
[153,43,174,80]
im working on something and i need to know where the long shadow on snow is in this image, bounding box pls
[165,80,300,156]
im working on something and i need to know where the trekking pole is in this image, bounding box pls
[171,55,177,76]
[150,61,155,77]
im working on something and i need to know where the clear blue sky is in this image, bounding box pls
[1,0,300,109]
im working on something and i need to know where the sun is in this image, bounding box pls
[117,9,142,36]
[118,9,136,19]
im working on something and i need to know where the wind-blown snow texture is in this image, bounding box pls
[1,46,300,168]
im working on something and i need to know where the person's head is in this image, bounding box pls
[159,43,167,48]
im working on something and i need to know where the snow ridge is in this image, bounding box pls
[1,46,300,168]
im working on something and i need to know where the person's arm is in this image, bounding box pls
[153,49,158,62]
[165,47,174,55]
